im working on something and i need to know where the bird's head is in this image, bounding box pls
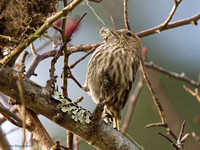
[111,29,142,55]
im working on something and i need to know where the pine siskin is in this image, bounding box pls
[82,29,142,130]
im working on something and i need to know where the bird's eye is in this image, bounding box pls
[126,32,132,36]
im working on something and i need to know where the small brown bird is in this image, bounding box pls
[82,29,142,130]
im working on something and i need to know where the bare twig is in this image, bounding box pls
[162,0,182,28]
[46,43,67,89]
[122,73,144,132]
[66,12,88,42]
[183,85,200,102]
[0,106,18,125]
[16,77,26,149]
[0,102,22,127]
[26,49,58,78]
[122,48,147,132]
[192,132,200,142]
[68,42,102,54]
[137,13,200,38]
[145,122,167,128]
[144,62,200,89]
[60,0,74,148]
[19,51,29,73]
[67,69,82,88]
[66,13,200,54]
[74,97,84,104]
[123,0,131,30]
[69,47,96,69]
[158,121,188,150]
[141,59,179,140]
[140,59,166,124]
[158,132,179,150]
[176,120,186,149]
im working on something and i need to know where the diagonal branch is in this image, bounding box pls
[144,62,200,89]
[140,59,178,140]
[162,0,182,28]
[0,0,83,66]
[0,64,139,150]
[66,13,200,54]
[140,59,166,124]
[137,13,200,38]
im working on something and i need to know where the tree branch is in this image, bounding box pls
[144,62,200,89]
[137,13,200,38]
[161,0,182,28]
[0,0,83,66]
[123,0,131,30]
[0,64,139,150]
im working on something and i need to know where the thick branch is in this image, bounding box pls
[0,64,139,150]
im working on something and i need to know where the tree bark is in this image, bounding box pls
[0,64,139,150]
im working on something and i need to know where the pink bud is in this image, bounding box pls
[53,19,62,27]
[65,16,80,39]
[142,47,147,55]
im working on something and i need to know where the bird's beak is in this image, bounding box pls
[111,30,121,39]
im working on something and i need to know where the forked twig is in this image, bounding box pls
[162,0,182,28]
[183,85,200,102]
[137,13,200,38]
[158,132,179,150]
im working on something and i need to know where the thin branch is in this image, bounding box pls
[16,77,26,149]
[183,85,200,102]
[144,61,200,89]
[74,97,84,104]
[0,106,18,125]
[122,48,147,132]
[145,122,167,128]
[162,0,182,28]
[68,42,102,54]
[26,49,58,78]
[158,132,179,150]
[122,72,144,132]
[66,13,200,54]
[137,13,200,38]
[61,0,73,147]
[69,47,96,69]
[0,102,22,127]
[192,132,200,142]
[67,69,82,89]
[46,43,67,89]
[141,59,178,140]
[123,0,131,30]
[19,51,29,73]
[176,120,186,149]
[140,59,166,124]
